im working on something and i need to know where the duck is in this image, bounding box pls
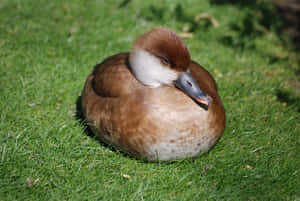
[81,27,225,161]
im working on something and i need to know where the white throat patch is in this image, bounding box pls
[129,49,178,88]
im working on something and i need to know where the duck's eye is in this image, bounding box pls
[187,81,192,87]
[160,57,170,65]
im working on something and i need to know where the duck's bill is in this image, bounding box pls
[175,72,211,107]
[194,96,211,106]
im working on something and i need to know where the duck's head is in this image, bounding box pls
[129,27,211,106]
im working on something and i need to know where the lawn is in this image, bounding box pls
[0,0,299,200]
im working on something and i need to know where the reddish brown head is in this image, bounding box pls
[133,27,191,72]
[129,27,211,106]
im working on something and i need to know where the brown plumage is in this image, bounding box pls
[81,27,225,160]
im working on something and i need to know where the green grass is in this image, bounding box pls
[1,0,299,200]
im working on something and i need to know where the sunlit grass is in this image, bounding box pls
[0,0,299,200]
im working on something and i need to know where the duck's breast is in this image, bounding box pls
[119,86,223,160]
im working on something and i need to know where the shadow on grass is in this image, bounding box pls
[212,0,300,114]
[117,0,131,8]
[211,0,281,50]
[276,89,300,112]
[139,3,216,32]
[211,0,300,78]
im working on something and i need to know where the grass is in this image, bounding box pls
[0,0,299,200]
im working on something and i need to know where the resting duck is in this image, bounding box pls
[81,27,225,161]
